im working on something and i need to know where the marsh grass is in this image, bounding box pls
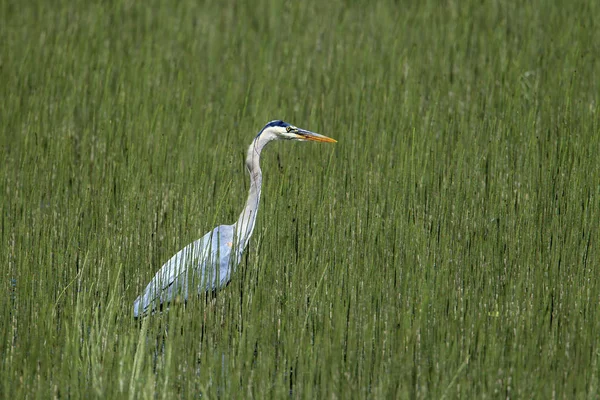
[1,0,599,397]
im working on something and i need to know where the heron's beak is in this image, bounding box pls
[297,129,337,143]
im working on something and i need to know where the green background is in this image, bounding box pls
[1,0,599,397]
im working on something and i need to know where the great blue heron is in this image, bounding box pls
[133,120,336,317]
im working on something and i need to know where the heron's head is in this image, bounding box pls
[257,120,337,143]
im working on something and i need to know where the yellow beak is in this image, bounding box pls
[298,130,337,143]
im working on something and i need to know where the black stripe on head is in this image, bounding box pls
[256,120,291,138]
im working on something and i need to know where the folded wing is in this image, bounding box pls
[133,224,236,317]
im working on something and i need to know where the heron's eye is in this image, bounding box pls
[286,126,292,133]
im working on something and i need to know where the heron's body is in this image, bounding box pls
[133,225,236,316]
[133,120,336,317]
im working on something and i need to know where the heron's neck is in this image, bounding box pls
[235,134,272,250]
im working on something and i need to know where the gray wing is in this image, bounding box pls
[133,224,236,317]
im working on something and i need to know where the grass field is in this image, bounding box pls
[1,0,599,398]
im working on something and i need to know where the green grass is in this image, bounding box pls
[1,0,599,397]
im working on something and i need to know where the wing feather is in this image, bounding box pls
[133,225,235,317]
